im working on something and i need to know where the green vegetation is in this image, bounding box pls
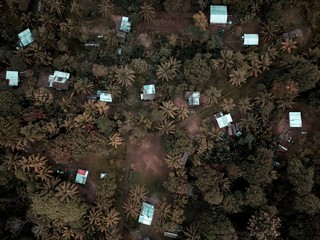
[1,0,320,239]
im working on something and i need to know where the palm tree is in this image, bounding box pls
[157,201,171,220]
[280,39,297,54]
[160,101,178,119]
[98,0,114,17]
[55,181,79,202]
[98,208,120,231]
[62,227,74,240]
[114,65,136,87]
[247,58,262,78]
[95,101,110,116]
[74,113,95,128]
[176,106,189,121]
[73,78,94,94]
[164,154,182,169]
[70,1,82,17]
[88,207,103,226]
[220,98,236,112]
[18,154,47,173]
[218,49,234,71]
[105,227,122,240]
[255,91,274,107]
[3,152,21,172]
[123,198,141,220]
[238,97,253,115]
[261,21,279,42]
[37,12,58,33]
[204,86,222,105]
[240,113,259,132]
[139,2,155,22]
[108,133,124,149]
[129,185,148,203]
[45,0,66,17]
[229,69,247,86]
[34,166,54,182]
[104,30,118,47]
[266,46,278,60]
[156,57,181,82]
[84,100,96,116]
[260,53,272,71]
[184,224,201,240]
[156,119,175,135]
[108,84,121,99]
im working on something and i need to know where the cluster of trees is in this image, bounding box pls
[1,0,320,239]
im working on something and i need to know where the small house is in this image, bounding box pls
[210,5,228,24]
[97,90,112,102]
[283,29,303,40]
[75,169,89,185]
[215,112,233,128]
[141,84,156,100]
[289,112,302,128]
[228,123,242,136]
[18,28,34,47]
[138,202,155,226]
[48,71,70,90]
[115,16,131,42]
[243,34,259,46]
[5,70,19,86]
[100,173,107,179]
[185,91,200,106]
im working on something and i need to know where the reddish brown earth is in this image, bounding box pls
[127,134,168,179]
[136,12,192,34]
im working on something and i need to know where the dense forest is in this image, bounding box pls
[1,0,320,239]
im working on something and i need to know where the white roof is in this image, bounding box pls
[138,202,154,225]
[188,92,200,105]
[289,112,302,128]
[216,113,233,128]
[100,173,107,179]
[5,71,19,86]
[18,28,34,47]
[243,34,259,45]
[99,92,112,102]
[75,169,89,185]
[210,5,228,24]
[141,84,156,100]
[53,71,70,79]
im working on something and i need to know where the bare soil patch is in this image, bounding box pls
[136,12,192,34]
[174,95,188,107]
[127,134,168,179]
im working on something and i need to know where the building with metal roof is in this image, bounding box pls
[138,202,154,225]
[215,112,233,128]
[18,28,34,47]
[289,112,302,128]
[210,5,228,24]
[185,91,200,106]
[243,34,259,45]
[141,84,156,100]
[75,169,89,185]
[48,71,70,90]
[120,17,131,33]
[5,70,19,86]
[97,90,112,102]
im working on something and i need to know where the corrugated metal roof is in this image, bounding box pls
[75,169,89,185]
[120,16,131,33]
[243,34,259,45]
[215,113,233,128]
[138,202,154,225]
[188,92,200,105]
[210,5,228,24]
[18,28,34,47]
[289,112,302,128]
[5,71,19,86]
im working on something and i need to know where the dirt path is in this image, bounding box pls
[127,134,168,178]
[136,12,193,34]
